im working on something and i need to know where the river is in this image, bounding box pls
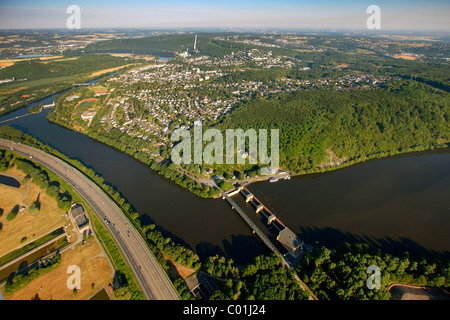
[0,90,449,264]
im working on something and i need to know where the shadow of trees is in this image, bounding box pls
[297,226,450,260]
[196,234,271,266]
[137,214,193,251]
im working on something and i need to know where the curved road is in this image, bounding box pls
[0,139,179,300]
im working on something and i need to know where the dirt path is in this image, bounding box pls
[165,257,197,280]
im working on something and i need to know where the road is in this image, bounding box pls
[0,139,179,300]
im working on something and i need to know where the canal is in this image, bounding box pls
[0,91,449,264]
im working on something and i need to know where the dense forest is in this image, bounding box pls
[80,33,275,58]
[215,80,449,173]
[0,54,131,82]
[297,242,450,300]
[207,254,310,300]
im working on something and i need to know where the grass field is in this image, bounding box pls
[0,75,78,99]
[0,56,64,67]
[0,160,114,300]
[0,86,28,95]
[356,48,375,54]
[3,239,114,300]
[394,55,418,60]
[74,99,98,109]
[0,166,68,258]
[39,57,79,64]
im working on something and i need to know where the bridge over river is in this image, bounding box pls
[221,192,284,260]
[222,187,317,299]
[222,185,306,263]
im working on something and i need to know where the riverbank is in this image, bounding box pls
[192,143,450,198]
[1,80,449,266]
[0,139,146,300]
[44,104,450,199]
[41,106,450,261]
[46,112,221,199]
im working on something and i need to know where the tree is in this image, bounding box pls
[28,201,40,215]
[56,193,72,211]
[46,182,60,198]
[28,106,41,114]
[6,205,20,221]
[217,180,234,191]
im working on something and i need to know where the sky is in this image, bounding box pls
[0,0,449,32]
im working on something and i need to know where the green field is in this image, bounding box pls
[0,54,131,82]
[75,100,97,109]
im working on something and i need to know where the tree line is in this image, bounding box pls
[206,253,310,300]
[14,157,72,211]
[0,126,146,300]
[296,242,450,300]
[214,80,449,174]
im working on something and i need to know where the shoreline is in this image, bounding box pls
[3,102,450,201]
[214,143,450,196]
[43,112,450,199]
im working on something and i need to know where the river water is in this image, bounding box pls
[1,91,449,263]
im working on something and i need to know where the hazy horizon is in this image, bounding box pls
[0,0,449,32]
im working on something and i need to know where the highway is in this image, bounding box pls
[0,139,179,300]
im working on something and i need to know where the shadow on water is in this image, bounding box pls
[196,241,226,260]
[298,226,450,260]
[138,214,193,252]
[139,216,267,265]
[195,233,271,265]
[140,208,269,265]
[223,234,272,265]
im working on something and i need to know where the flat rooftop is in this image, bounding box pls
[277,227,304,251]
